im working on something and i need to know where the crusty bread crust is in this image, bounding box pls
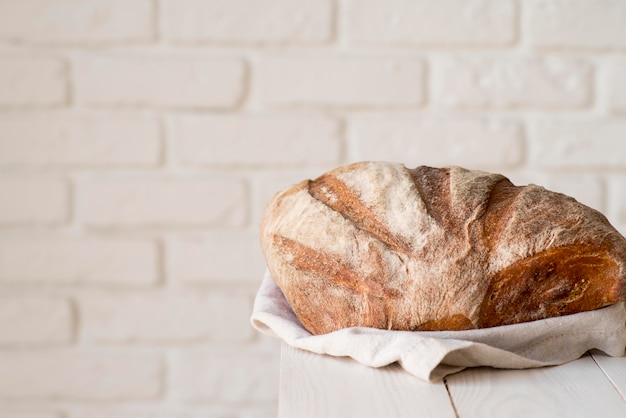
[260,162,626,334]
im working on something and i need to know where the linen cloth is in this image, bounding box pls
[251,270,626,382]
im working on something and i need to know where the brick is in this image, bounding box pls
[531,120,626,169]
[169,233,266,283]
[162,0,332,44]
[0,297,72,344]
[238,406,279,418]
[431,56,591,109]
[0,56,67,106]
[0,413,60,418]
[80,177,247,227]
[67,413,188,418]
[0,176,68,225]
[0,0,154,44]
[0,111,160,166]
[80,289,254,342]
[74,54,245,109]
[345,0,516,46]
[256,55,424,107]
[0,349,161,400]
[348,116,523,168]
[171,114,342,167]
[0,238,158,285]
[528,0,626,50]
[609,57,626,113]
[170,347,279,402]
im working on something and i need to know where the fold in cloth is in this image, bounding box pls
[251,270,626,382]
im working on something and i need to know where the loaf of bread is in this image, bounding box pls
[259,162,626,334]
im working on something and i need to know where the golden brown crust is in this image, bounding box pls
[259,162,626,334]
[480,178,523,253]
[417,314,476,331]
[478,245,621,327]
[308,173,413,254]
[409,166,455,231]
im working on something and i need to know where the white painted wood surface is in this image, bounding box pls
[446,353,625,418]
[279,343,626,418]
[279,343,456,418]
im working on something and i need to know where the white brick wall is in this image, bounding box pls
[0,0,155,45]
[0,56,67,106]
[0,1,625,416]
[0,111,161,166]
[161,0,333,44]
[168,232,267,283]
[0,297,73,344]
[74,54,246,109]
[530,120,626,168]
[171,113,342,167]
[344,0,517,46]
[80,289,254,342]
[348,116,524,167]
[170,347,280,402]
[431,56,592,109]
[255,54,425,107]
[0,238,158,285]
[527,0,626,50]
[0,177,68,224]
[0,349,162,400]
[610,57,626,113]
[80,177,247,227]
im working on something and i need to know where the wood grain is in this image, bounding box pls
[279,342,456,418]
[592,352,626,401]
[445,354,626,418]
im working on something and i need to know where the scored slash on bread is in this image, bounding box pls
[260,162,626,334]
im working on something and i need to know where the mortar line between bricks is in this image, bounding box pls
[330,0,342,47]
[152,0,162,44]
[2,43,623,58]
[516,0,531,53]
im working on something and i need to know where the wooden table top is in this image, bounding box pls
[279,342,626,418]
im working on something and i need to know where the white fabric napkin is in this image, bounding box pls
[251,270,626,382]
